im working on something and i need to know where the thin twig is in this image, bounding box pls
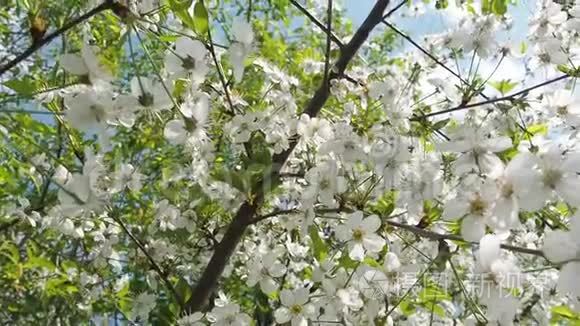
[133,25,181,113]
[411,74,571,120]
[0,109,64,115]
[0,0,114,77]
[382,20,465,83]
[385,260,435,317]
[206,28,236,114]
[385,219,546,258]
[289,0,344,47]
[449,259,488,323]
[110,212,185,310]
[383,0,408,18]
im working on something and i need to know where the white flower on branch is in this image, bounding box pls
[229,18,254,83]
[335,211,385,261]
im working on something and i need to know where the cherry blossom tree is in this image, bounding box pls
[1,0,580,324]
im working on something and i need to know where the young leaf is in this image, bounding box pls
[492,0,508,15]
[490,79,517,95]
[168,0,196,31]
[194,1,209,35]
[309,225,328,262]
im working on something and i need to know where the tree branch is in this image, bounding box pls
[382,20,573,122]
[383,0,408,18]
[183,0,392,313]
[410,74,571,120]
[289,0,344,47]
[288,0,362,87]
[384,219,547,258]
[323,0,333,83]
[0,1,115,77]
[252,205,548,259]
[110,213,185,310]
[382,20,464,83]
[206,27,236,114]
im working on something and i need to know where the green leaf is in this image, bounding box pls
[519,41,527,55]
[435,0,448,8]
[399,300,416,316]
[308,225,328,261]
[0,242,20,264]
[168,0,196,31]
[159,34,180,43]
[363,257,381,268]
[173,78,190,98]
[527,123,547,136]
[418,285,451,302]
[489,79,517,95]
[492,0,507,15]
[482,0,508,15]
[173,277,192,312]
[558,65,580,77]
[338,251,359,269]
[435,0,449,9]
[168,0,192,10]
[3,77,41,96]
[481,0,491,13]
[431,118,450,131]
[25,256,57,271]
[369,191,396,216]
[193,0,209,35]
[551,305,580,323]
[118,296,133,318]
[116,282,130,298]
[45,277,69,296]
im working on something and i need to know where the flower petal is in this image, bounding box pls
[361,214,381,233]
[293,288,309,305]
[279,289,294,307]
[543,230,578,263]
[363,233,386,253]
[60,54,89,75]
[479,234,501,271]
[259,277,278,294]
[274,307,292,323]
[164,119,186,144]
[558,261,580,298]
[349,243,365,262]
[442,200,468,220]
[461,216,486,242]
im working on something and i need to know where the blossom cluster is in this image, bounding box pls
[2,0,580,324]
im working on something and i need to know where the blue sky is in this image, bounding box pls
[344,0,534,41]
[343,0,574,95]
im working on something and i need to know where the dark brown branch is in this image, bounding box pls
[385,219,547,258]
[410,74,571,120]
[323,0,333,83]
[289,0,344,47]
[184,0,391,313]
[0,1,115,77]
